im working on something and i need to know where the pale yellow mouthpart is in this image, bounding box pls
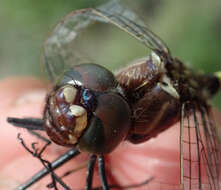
[74,112,88,137]
[63,86,78,103]
[69,105,86,117]
[68,134,78,144]
[69,104,88,137]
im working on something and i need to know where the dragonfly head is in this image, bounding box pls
[43,63,131,154]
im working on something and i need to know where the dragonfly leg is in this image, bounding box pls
[15,134,80,190]
[17,134,70,190]
[98,155,109,190]
[85,154,97,190]
[9,117,52,158]
[7,117,50,146]
[7,117,44,130]
[28,129,51,144]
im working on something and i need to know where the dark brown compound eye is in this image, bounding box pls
[43,85,88,146]
[78,92,131,154]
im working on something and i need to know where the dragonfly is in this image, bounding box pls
[7,0,221,189]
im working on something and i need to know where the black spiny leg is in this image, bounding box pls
[85,155,97,190]
[28,130,52,155]
[8,117,81,189]
[15,134,80,190]
[98,156,109,190]
[8,117,51,152]
[7,117,44,130]
[17,134,70,190]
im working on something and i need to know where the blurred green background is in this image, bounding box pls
[0,0,221,107]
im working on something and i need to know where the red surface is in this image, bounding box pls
[0,77,220,190]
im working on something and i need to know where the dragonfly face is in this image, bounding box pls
[7,0,221,189]
[44,63,131,154]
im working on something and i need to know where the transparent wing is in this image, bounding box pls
[96,0,170,54]
[180,103,221,190]
[42,0,170,83]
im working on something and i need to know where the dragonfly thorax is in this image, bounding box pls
[165,57,220,102]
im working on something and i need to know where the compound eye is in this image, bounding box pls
[78,92,131,154]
